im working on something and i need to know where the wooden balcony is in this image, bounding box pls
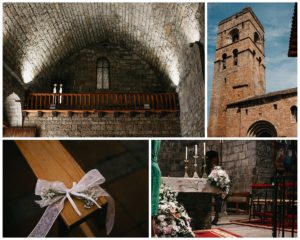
[23,92,180,116]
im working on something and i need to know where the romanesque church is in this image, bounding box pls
[3,3,204,137]
[209,7,297,137]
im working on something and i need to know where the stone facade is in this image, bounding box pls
[208,7,297,137]
[23,112,180,137]
[225,89,297,137]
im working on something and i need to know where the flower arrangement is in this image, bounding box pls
[208,166,231,194]
[154,183,194,237]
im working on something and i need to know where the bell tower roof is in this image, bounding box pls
[218,7,264,32]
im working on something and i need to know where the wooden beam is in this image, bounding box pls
[15,140,107,229]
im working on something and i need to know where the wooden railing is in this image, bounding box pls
[24,92,179,113]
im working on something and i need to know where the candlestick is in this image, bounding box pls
[203,142,206,156]
[193,154,199,178]
[195,144,197,156]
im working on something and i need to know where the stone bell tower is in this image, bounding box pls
[208,7,266,137]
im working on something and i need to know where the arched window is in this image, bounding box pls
[222,53,227,70]
[229,28,239,43]
[291,106,297,122]
[254,32,260,43]
[233,49,238,66]
[97,58,109,89]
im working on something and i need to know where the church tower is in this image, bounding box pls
[208,7,266,137]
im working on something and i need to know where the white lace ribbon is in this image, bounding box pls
[29,169,115,237]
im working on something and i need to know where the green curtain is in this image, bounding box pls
[151,140,161,216]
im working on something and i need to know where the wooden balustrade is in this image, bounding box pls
[23,92,180,114]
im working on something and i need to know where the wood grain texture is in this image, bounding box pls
[15,140,107,228]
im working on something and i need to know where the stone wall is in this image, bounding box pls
[178,43,205,137]
[23,112,180,137]
[222,140,274,193]
[56,44,170,93]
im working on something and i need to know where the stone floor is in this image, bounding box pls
[212,214,297,238]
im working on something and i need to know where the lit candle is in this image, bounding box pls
[195,144,197,156]
[203,142,206,155]
[185,146,188,159]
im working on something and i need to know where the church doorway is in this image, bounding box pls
[247,120,278,137]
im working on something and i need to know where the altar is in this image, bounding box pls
[162,177,221,230]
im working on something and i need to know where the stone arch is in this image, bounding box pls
[247,120,277,137]
[4,92,22,127]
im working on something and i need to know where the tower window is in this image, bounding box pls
[254,32,260,43]
[222,53,227,69]
[291,106,297,122]
[229,28,239,43]
[233,49,238,66]
[97,58,109,89]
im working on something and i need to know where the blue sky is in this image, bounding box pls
[207,3,297,124]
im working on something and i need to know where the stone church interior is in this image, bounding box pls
[208,5,297,137]
[3,140,148,237]
[152,140,297,237]
[3,3,204,137]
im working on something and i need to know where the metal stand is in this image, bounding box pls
[193,155,199,178]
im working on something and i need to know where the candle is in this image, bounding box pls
[195,144,197,156]
[203,142,206,155]
[185,146,188,159]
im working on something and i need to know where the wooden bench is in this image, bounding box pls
[226,192,250,214]
[15,140,108,236]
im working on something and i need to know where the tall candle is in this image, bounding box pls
[185,146,188,159]
[195,144,197,156]
[203,142,206,155]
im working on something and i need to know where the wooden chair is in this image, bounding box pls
[15,140,108,237]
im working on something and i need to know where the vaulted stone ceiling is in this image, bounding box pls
[3,3,203,88]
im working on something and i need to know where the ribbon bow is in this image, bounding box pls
[29,169,115,237]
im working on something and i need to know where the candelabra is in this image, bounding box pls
[202,155,208,178]
[184,159,189,178]
[193,154,199,178]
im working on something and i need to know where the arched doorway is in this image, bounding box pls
[5,93,22,127]
[247,120,277,137]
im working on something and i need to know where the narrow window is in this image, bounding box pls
[291,106,297,122]
[97,58,109,89]
[222,53,227,70]
[254,32,260,43]
[233,49,238,66]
